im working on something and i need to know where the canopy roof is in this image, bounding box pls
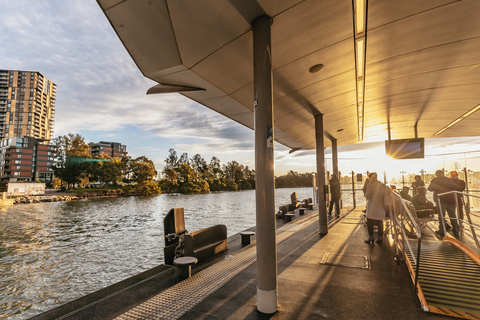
[97,0,480,150]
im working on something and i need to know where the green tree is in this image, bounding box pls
[52,133,91,189]
[90,155,125,186]
[165,149,178,169]
[191,154,208,180]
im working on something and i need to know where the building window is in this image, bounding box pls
[17,154,21,158]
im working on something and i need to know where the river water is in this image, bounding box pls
[1,187,336,319]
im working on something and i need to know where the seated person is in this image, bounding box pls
[411,186,434,211]
[400,186,412,201]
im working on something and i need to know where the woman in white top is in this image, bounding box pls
[364,172,386,244]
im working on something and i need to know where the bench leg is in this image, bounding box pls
[175,265,192,279]
[241,234,252,245]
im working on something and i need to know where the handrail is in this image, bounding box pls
[388,191,422,292]
[437,190,480,252]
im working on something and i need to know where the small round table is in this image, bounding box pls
[285,213,295,222]
[173,256,198,279]
[240,231,255,245]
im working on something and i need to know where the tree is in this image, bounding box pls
[90,155,125,186]
[191,154,207,180]
[162,168,178,192]
[164,149,178,170]
[52,133,91,189]
[178,152,189,165]
[129,156,157,183]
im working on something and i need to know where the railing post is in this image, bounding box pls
[351,171,356,209]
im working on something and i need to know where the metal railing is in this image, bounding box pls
[387,191,422,291]
[437,190,480,252]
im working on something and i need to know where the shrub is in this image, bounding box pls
[134,181,162,195]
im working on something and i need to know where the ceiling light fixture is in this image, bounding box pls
[435,103,480,136]
[309,64,324,73]
[355,0,365,35]
[356,39,364,79]
[353,0,367,142]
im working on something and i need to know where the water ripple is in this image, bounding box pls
[0,188,315,319]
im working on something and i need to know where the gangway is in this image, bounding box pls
[388,190,480,319]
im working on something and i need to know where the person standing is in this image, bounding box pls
[328,174,341,218]
[364,172,386,244]
[450,171,466,221]
[427,170,459,237]
[361,176,371,213]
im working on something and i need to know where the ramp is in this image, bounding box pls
[406,239,480,319]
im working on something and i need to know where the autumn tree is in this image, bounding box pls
[129,156,157,183]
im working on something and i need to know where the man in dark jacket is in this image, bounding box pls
[428,170,459,236]
[328,174,341,217]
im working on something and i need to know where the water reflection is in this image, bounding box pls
[0,188,315,319]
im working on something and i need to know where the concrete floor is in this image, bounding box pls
[176,207,451,320]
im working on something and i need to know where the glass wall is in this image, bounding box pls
[333,151,480,212]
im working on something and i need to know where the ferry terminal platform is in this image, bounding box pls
[33,206,465,320]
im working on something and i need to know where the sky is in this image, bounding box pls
[1,0,479,178]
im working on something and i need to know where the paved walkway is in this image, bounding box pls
[33,207,455,320]
[117,207,450,320]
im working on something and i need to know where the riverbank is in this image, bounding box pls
[9,188,160,205]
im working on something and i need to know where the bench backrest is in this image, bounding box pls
[164,207,186,246]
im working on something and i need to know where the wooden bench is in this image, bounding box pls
[240,231,255,245]
[183,225,228,262]
[173,256,198,279]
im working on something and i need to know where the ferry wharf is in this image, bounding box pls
[32,207,453,320]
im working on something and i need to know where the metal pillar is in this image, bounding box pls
[332,138,338,177]
[253,15,277,314]
[464,167,470,210]
[315,114,328,234]
[351,171,356,209]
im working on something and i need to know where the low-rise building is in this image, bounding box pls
[0,136,55,185]
[89,141,128,158]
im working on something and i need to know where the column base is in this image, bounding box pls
[257,287,277,314]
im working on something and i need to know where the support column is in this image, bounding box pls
[331,138,338,177]
[315,114,328,234]
[253,15,277,314]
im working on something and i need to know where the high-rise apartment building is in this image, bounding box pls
[0,70,56,184]
[89,141,128,158]
[0,70,56,140]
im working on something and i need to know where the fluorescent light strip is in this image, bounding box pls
[435,103,480,136]
[357,79,365,142]
[355,0,365,35]
[356,38,364,79]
